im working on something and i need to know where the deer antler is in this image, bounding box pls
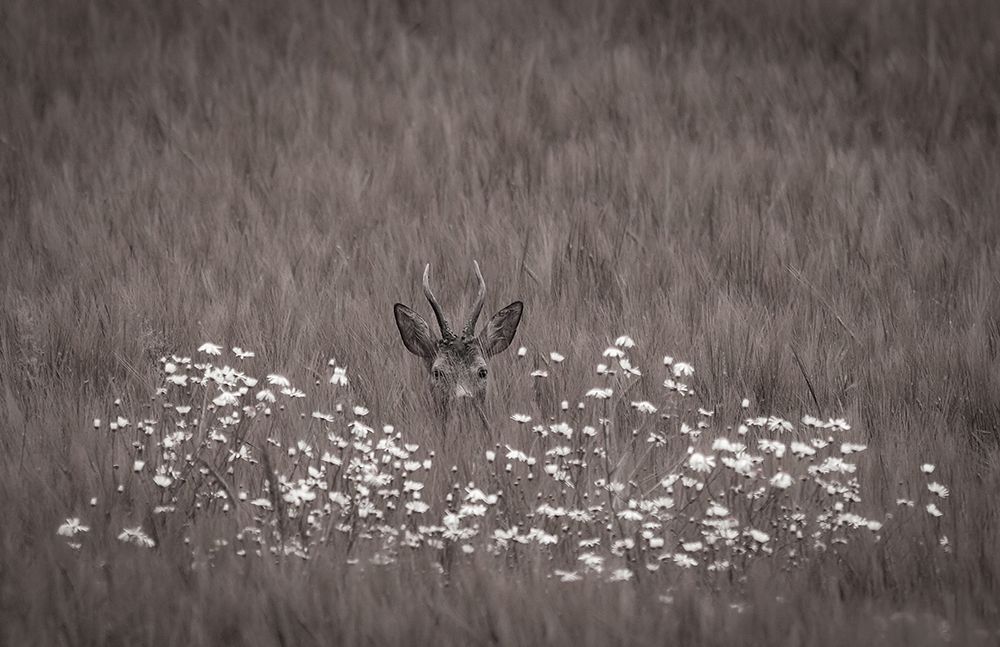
[463,260,486,338]
[423,264,454,340]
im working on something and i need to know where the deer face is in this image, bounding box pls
[394,262,523,417]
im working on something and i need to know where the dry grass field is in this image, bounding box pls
[2,0,1000,644]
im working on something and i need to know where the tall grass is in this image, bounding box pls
[2,0,999,644]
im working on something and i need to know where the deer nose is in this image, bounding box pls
[454,384,473,399]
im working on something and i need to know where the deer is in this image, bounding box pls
[394,261,523,425]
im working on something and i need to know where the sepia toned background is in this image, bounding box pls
[2,0,999,644]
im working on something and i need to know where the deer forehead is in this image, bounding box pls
[432,340,487,371]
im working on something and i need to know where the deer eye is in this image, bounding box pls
[478,367,488,379]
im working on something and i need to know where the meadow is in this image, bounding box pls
[2,0,999,644]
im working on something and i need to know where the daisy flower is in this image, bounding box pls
[118,526,156,548]
[769,472,793,489]
[927,482,949,498]
[608,569,633,582]
[688,453,715,473]
[672,362,694,378]
[198,342,223,356]
[790,441,816,458]
[166,374,188,386]
[759,439,786,458]
[672,553,697,568]
[405,501,430,514]
[556,570,582,582]
[213,391,240,407]
[57,518,90,537]
[825,418,851,432]
[618,358,641,376]
[329,366,349,387]
[630,401,657,414]
[767,416,794,433]
[663,379,690,395]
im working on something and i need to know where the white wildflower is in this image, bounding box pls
[672,362,694,377]
[767,416,794,433]
[198,342,223,356]
[232,347,255,359]
[688,453,715,473]
[57,518,90,537]
[927,482,949,498]
[405,501,430,514]
[759,439,787,458]
[790,441,816,458]
[672,553,697,568]
[266,374,291,387]
[556,570,582,582]
[609,568,633,582]
[630,401,657,414]
[118,526,155,548]
[769,472,793,489]
[329,366,349,386]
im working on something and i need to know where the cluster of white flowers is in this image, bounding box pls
[60,338,953,588]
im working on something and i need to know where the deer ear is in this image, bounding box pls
[394,304,436,359]
[481,301,523,357]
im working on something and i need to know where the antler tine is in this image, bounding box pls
[422,264,454,339]
[463,260,487,338]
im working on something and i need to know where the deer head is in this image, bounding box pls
[394,261,523,420]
